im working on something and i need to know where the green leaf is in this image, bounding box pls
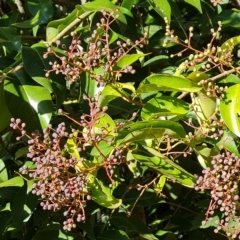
[12,11,43,28]
[22,44,66,108]
[220,83,240,137]
[154,175,166,194]
[87,175,122,209]
[184,0,202,13]
[11,181,38,230]
[111,212,158,240]
[66,131,80,161]
[137,74,201,93]
[84,113,116,140]
[143,55,169,67]
[118,120,186,144]
[0,176,24,188]
[191,91,216,122]
[132,145,196,187]
[216,131,240,156]
[0,159,8,183]
[141,95,189,120]
[121,0,134,10]
[98,83,135,107]
[27,0,53,24]
[4,72,53,132]
[0,27,21,51]
[115,54,148,70]
[0,80,12,133]
[148,0,171,23]
[98,230,130,240]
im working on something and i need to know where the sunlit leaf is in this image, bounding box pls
[141,94,189,120]
[118,120,186,145]
[184,0,202,13]
[220,83,240,137]
[137,74,201,93]
[132,145,196,187]
[87,175,122,209]
[0,176,24,188]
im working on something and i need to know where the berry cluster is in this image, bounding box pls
[195,151,240,238]
[44,10,146,86]
[11,95,133,231]
[14,118,91,231]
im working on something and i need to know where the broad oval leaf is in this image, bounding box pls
[132,146,196,187]
[27,0,53,24]
[4,72,53,132]
[22,44,66,108]
[98,83,135,107]
[137,74,201,93]
[118,120,186,145]
[114,54,148,70]
[0,159,8,183]
[141,95,189,120]
[0,176,24,188]
[87,175,122,209]
[184,0,202,13]
[191,91,216,123]
[220,84,240,137]
[149,0,171,23]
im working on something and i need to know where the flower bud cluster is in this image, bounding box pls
[44,10,146,86]
[195,151,240,238]
[162,18,232,75]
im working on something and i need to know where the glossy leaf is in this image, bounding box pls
[12,11,43,28]
[111,212,158,240]
[132,145,196,187]
[87,175,122,209]
[148,0,171,23]
[137,74,201,93]
[67,131,80,161]
[118,120,186,145]
[154,175,166,194]
[114,54,147,70]
[220,83,240,137]
[0,176,24,188]
[98,83,135,107]
[0,27,21,51]
[184,0,202,13]
[121,0,134,10]
[141,95,189,120]
[84,113,116,139]
[22,43,66,108]
[27,0,53,24]
[0,159,8,183]
[191,91,216,123]
[4,72,53,132]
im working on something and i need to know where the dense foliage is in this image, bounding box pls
[2,0,240,239]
